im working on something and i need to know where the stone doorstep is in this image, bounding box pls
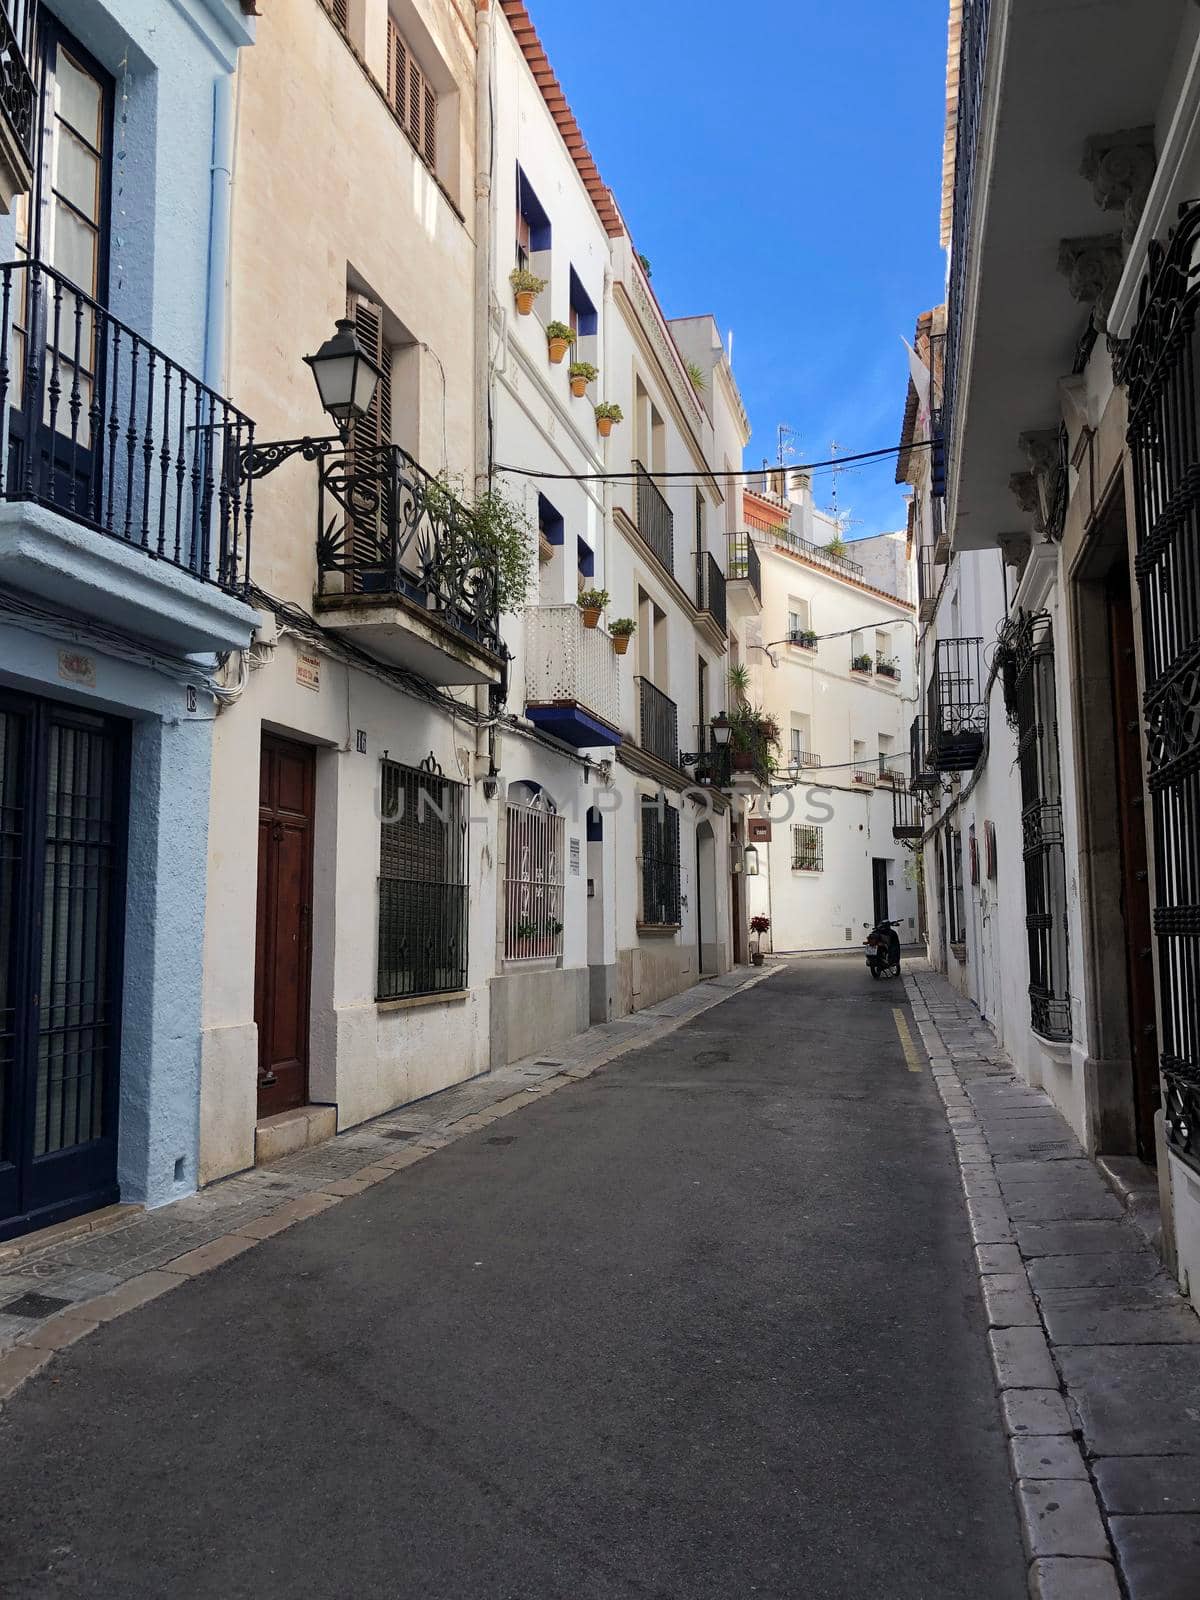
[254,1104,338,1167]
[0,1203,143,1267]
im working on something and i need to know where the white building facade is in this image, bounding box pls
[914,0,1200,1315]
[738,483,919,953]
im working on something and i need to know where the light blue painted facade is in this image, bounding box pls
[0,0,256,1222]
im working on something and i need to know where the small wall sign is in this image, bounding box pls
[296,651,321,691]
[58,650,95,688]
[569,838,581,876]
[748,817,772,843]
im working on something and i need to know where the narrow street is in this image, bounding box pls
[0,960,1026,1600]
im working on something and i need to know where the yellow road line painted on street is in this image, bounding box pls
[893,1009,923,1073]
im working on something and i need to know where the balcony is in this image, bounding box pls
[523,605,621,748]
[312,442,503,685]
[909,715,940,792]
[892,782,924,843]
[876,655,901,683]
[786,747,821,777]
[877,757,904,785]
[635,676,678,768]
[726,532,761,605]
[0,0,34,211]
[694,548,727,634]
[0,258,258,655]
[634,460,673,573]
[853,766,877,787]
[928,638,986,771]
[772,525,864,581]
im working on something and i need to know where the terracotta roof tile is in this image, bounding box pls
[499,1,624,237]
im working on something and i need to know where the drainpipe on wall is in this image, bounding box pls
[474,1,499,784]
[203,74,235,394]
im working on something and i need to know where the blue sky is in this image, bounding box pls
[528,0,948,539]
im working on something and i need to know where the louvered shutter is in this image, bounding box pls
[387,17,437,173]
[347,290,392,580]
[324,0,348,34]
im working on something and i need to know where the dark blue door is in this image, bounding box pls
[0,692,127,1242]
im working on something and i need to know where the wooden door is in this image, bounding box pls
[872,858,889,926]
[255,737,314,1120]
[1107,569,1158,1162]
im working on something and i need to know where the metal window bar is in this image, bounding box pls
[314,440,502,657]
[1012,612,1070,1042]
[504,801,564,961]
[947,825,967,945]
[910,714,938,790]
[640,797,681,926]
[928,637,986,770]
[634,459,673,572]
[635,676,679,768]
[892,783,924,841]
[791,824,823,871]
[695,548,727,632]
[0,258,254,593]
[1118,196,1200,1171]
[377,759,468,1000]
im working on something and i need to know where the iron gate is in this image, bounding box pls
[1118,199,1200,1171]
[0,692,128,1241]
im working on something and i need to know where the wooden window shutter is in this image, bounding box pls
[346,290,392,578]
[347,289,391,449]
[386,16,437,173]
[323,0,349,34]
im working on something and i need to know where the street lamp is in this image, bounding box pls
[303,318,382,435]
[744,844,760,876]
[710,711,732,747]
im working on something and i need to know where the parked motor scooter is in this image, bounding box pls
[864,917,903,980]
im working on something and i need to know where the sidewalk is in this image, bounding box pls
[906,961,1200,1600]
[0,963,779,1396]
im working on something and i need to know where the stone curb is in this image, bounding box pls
[904,972,1123,1600]
[0,962,782,1409]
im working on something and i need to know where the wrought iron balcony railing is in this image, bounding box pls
[910,715,939,791]
[876,655,901,682]
[853,765,878,786]
[0,258,254,593]
[940,0,992,501]
[0,0,35,185]
[634,459,673,572]
[312,441,501,656]
[787,747,820,772]
[695,548,727,632]
[877,757,904,784]
[635,675,679,768]
[892,782,924,842]
[726,532,761,603]
[918,546,942,620]
[772,525,864,579]
[928,637,986,771]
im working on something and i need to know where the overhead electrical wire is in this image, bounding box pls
[494,438,931,487]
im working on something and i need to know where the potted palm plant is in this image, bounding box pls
[749,914,770,965]
[851,652,874,674]
[609,617,636,656]
[546,321,576,364]
[595,402,623,438]
[577,587,609,629]
[509,267,547,315]
[569,360,598,397]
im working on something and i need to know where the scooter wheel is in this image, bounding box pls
[868,963,882,980]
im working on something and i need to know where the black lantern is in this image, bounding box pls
[303,318,382,431]
[710,712,731,747]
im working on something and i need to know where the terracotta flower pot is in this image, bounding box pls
[612,633,631,655]
[570,376,588,398]
[548,337,571,364]
[581,606,601,629]
[596,416,614,438]
[515,290,535,315]
[732,749,755,772]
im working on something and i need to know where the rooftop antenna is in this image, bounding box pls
[824,439,863,539]
[776,423,798,500]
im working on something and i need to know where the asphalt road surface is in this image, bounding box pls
[0,958,1027,1599]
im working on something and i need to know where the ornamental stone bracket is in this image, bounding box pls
[1081,127,1156,247]
[1057,234,1125,316]
[998,531,1032,574]
[1009,470,1044,534]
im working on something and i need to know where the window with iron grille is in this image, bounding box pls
[792,824,822,871]
[640,797,681,926]
[1012,611,1071,1040]
[947,824,966,945]
[387,17,437,172]
[504,797,564,961]
[377,758,467,1000]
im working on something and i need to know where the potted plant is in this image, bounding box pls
[546,321,576,364]
[569,360,598,398]
[749,913,770,966]
[577,587,610,629]
[728,706,780,782]
[851,652,874,674]
[509,267,547,315]
[726,662,751,703]
[609,616,636,655]
[876,654,900,680]
[790,628,818,650]
[685,359,707,394]
[595,402,623,438]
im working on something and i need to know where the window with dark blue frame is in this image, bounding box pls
[516,166,551,311]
